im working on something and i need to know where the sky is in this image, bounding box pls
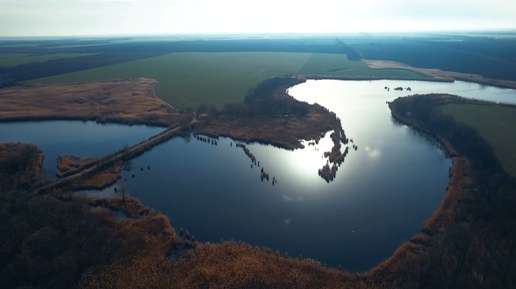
[1,0,515,37]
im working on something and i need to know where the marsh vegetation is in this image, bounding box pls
[1,34,516,288]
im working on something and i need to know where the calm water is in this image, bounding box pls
[1,80,514,271]
[0,121,164,179]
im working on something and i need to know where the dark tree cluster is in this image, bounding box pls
[351,36,516,81]
[217,77,310,117]
[0,143,41,191]
[386,94,516,289]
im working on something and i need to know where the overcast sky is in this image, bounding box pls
[1,0,515,37]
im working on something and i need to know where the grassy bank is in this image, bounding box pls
[440,103,516,178]
[387,94,516,288]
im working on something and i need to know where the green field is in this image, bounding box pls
[440,103,516,178]
[30,52,311,109]
[0,53,96,67]
[30,52,426,109]
[298,53,428,79]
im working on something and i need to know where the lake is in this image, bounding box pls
[1,79,514,271]
[0,121,164,180]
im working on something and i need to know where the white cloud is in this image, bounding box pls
[1,0,515,36]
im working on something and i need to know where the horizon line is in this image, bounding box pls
[2,29,516,40]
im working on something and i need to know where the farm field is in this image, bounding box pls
[440,103,516,178]
[298,53,427,79]
[347,36,516,81]
[0,53,96,67]
[29,52,310,109]
[4,35,516,109]
[28,52,425,109]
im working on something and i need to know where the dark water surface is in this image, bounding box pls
[1,80,514,271]
[0,121,164,180]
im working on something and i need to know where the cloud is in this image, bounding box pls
[1,0,515,36]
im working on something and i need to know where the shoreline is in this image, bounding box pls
[0,78,191,128]
[376,94,516,287]
[2,74,516,286]
[363,59,516,89]
[6,93,511,288]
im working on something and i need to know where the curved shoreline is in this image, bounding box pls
[2,75,515,287]
[376,94,516,287]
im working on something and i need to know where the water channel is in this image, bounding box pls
[1,80,514,271]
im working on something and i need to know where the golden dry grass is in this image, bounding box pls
[195,106,336,149]
[422,157,475,234]
[56,155,122,190]
[71,162,122,190]
[363,60,516,89]
[56,155,93,177]
[0,78,191,127]
[80,238,367,289]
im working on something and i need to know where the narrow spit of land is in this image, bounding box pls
[0,76,351,190]
[56,155,122,190]
[32,114,196,194]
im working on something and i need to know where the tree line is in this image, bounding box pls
[386,94,516,288]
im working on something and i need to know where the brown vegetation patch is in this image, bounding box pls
[56,154,93,177]
[195,105,336,149]
[0,78,191,126]
[3,77,515,287]
[363,60,516,89]
[319,126,349,183]
[80,240,365,289]
[381,94,516,288]
[56,154,122,191]
[0,191,180,289]
[0,142,43,191]
[194,78,340,150]
[72,161,122,191]
[196,77,350,182]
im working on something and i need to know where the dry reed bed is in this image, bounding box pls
[195,105,336,150]
[2,80,513,287]
[0,78,191,127]
[0,142,43,191]
[363,59,516,89]
[55,154,122,191]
